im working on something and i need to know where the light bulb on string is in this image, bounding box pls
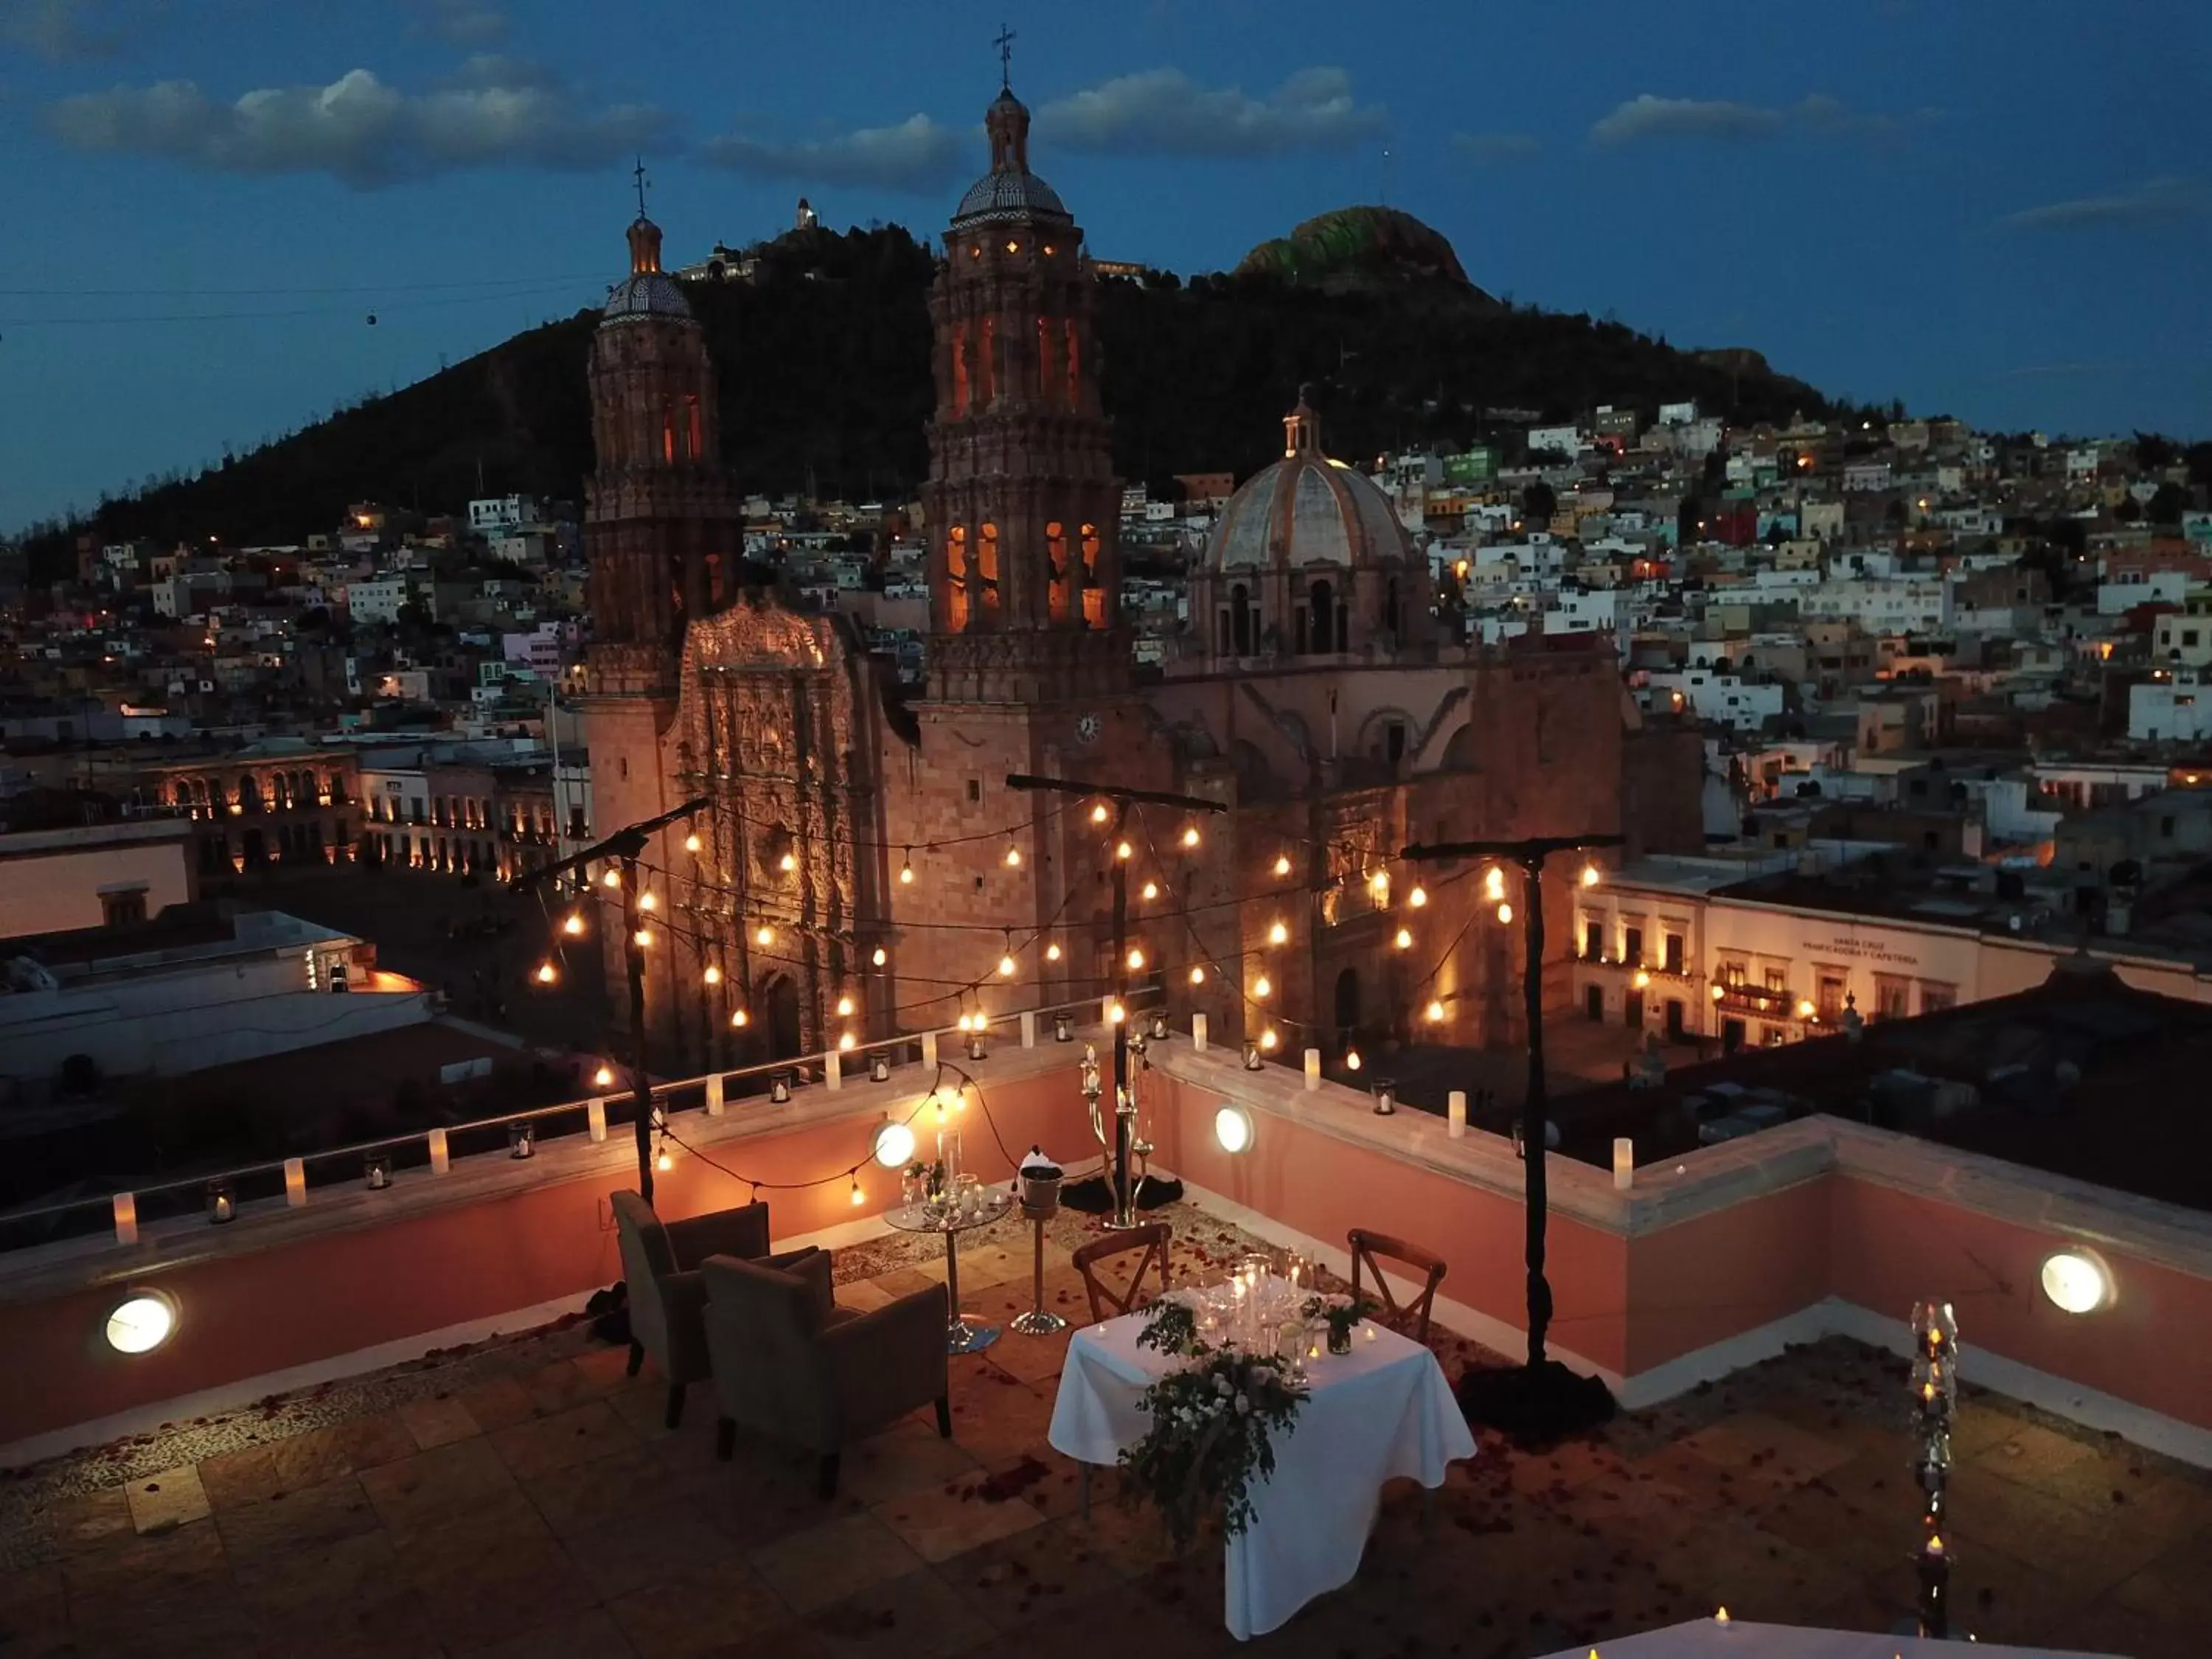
[838,1032,855,1051]
[1394,927,1413,950]
[563,912,585,936]
[535,961,558,985]
[594,1065,616,1088]
[1141,880,1158,902]
[1189,964,1206,986]
[731,1006,749,1029]
[1253,974,1272,999]
[1579,863,1601,889]
[779,852,797,873]
[602,867,622,890]
[1114,840,1133,861]
[1181,824,1201,849]
[1496,902,1514,925]
[1259,1028,1279,1051]
[655,1139,673,1174]
[872,946,888,967]
[1368,867,1390,895]
[1424,998,1446,1023]
[637,890,656,912]
[1273,853,1292,877]
[1045,942,1062,962]
[683,831,701,855]
[1105,999,1125,1024]
[632,927,653,948]
[754,923,775,947]
[998,949,1017,978]
[1127,946,1145,970]
[835,993,855,1018]
[931,1091,947,1124]
[1267,920,1289,945]
[1091,802,1110,825]
[1484,866,1505,902]
[1346,1047,1362,1071]
[849,1174,864,1208]
[1408,885,1428,908]
[703,964,722,986]
[899,848,914,884]
[1004,839,1021,867]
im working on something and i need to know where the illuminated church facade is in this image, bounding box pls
[577,77,1703,1073]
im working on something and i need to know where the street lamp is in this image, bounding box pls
[1008,771,1225,1225]
[1402,830,1625,1442]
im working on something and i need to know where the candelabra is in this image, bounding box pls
[1909,1300,1959,1640]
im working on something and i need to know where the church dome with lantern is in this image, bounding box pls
[950,86,1072,232]
[1203,396,1413,572]
[602,213,692,326]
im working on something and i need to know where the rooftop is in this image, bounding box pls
[4,1201,2202,1658]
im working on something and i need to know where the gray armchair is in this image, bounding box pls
[700,1252,950,1498]
[612,1190,805,1428]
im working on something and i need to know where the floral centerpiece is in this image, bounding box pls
[1119,1290,1308,1550]
[1304,1293,1373,1354]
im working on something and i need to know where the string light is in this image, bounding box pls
[637,890,657,912]
[1141,880,1159,902]
[998,945,1017,977]
[849,1174,864,1207]
[683,831,701,855]
[1004,838,1021,867]
[1408,885,1428,908]
[1114,840,1133,861]
[1346,1046,1363,1071]
[899,848,914,884]
[1580,863,1601,888]
[1106,999,1125,1024]
[731,1007,750,1028]
[835,993,855,1018]
[838,1032,856,1051]
[1394,927,1413,950]
[1496,902,1514,925]
[1259,1028,1279,1051]
[1369,869,1390,897]
[956,1012,973,1032]
[703,964,722,986]
[1127,946,1146,970]
[1253,974,1272,998]
[754,923,775,947]
[535,961,558,985]
[931,1091,948,1124]
[1189,964,1206,986]
[1484,866,1505,901]
[655,1138,673,1173]
[1273,853,1293,877]
[1181,824,1201,849]
[1267,920,1289,945]
[1046,942,1062,961]
[872,946,888,967]
[594,1065,616,1088]
[779,852,797,872]
[563,912,585,936]
[602,867,622,889]
[633,926,653,948]
[1091,802,1110,825]
[1424,998,1446,1023]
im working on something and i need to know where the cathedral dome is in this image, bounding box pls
[1204,397,1412,571]
[950,87,1071,232]
[602,212,693,327]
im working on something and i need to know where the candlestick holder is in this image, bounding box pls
[1908,1300,1959,1640]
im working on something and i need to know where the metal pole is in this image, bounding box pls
[1519,853,1552,1368]
[622,852,655,1205]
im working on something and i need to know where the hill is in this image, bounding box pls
[25,220,1839,566]
[1234,205,1484,296]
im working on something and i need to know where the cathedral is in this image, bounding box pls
[577,74,1703,1073]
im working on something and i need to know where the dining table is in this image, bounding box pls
[1046,1284,1476,1640]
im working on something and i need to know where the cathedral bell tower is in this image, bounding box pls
[582,185,742,700]
[921,80,1124,703]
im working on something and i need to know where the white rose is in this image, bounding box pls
[1234,1394,1251,1414]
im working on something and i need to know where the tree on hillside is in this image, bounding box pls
[2148,481,2190,526]
[1520,479,1557,525]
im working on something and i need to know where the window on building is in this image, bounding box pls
[1046,521,1069,622]
[977,523,1001,617]
[966,779,981,804]
[100,888,147,928]
[1764,964,1788,993]
[1622,925,1644,967]
[1582,917,1602,960]
[1816,971,1847,1022]
[946,526,970,631]
[1662,933,1684,973]
[1918,981,1957,1015]
[1874,973,1910,1020]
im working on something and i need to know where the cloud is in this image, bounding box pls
[1589,91,1933,148]
[1,0,122,60]
[699,113,968,195]
[1452,131,1540,166]
[1034,66,1383,157]
[1992,176,2207,233]
[1590,94,1783,146]
[411,0,507,45]
[45,63,675,188]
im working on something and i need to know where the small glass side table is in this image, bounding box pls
[885,1195,1014,1354]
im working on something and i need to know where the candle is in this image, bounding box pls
[112,1192,139,1247]
[1447,1090,1467,1138]
[705,1074,725,1117]
[587,1098,607,1142]
[427,1127,450,1175]
[284,1158,307,1208]
[1192,1013,1208,1053]
[921,1031,938,1069]
[1613,1138,1634,1191]
[1304,1048,1322,1091]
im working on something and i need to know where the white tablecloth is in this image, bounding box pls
[1537,1621,2123,1658]
[1047,1308,1476,1639]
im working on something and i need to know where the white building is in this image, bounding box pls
[2129,671,2212,743]
[2098,568,2191,615]
[469,495,540,535]
[1644,668,1787,732]
[344,577,411,625]
[1797,579,1954,633]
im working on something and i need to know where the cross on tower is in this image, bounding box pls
[632,156,651,220]
[994,23,1015,88]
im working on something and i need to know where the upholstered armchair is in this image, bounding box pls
[612,1190,796,1428]
[700,1252,950,1498]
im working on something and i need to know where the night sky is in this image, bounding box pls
[3,0,2208,530]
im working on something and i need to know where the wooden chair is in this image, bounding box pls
[1071,1223,1172,1324]
[1347,1228,1448,1345]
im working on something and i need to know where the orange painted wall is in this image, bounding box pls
[1829,1175,2212,1432]
[1621,1178,1832,1376]
[0,1068,1087,1448]
[1152,1074,1631,1373]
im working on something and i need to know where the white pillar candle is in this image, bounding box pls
[1020,1010,1037,1048]
[1614,1137,1635,1191]
[1192,1012,1208,1053]
[705,1074,724,1118]
[112,1192,139,1246]
[284,1158,307,1208]
[1304,1048,1322,1091]
[825,1051,843,1091]
[428,1127,450,1175]
[921,1031,939,1069]
[587,1098,607,1142]
[1447,1091,1467,1139]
